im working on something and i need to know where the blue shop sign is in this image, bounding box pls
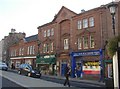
[72,50,100,57]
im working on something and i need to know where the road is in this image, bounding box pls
[0,75,26,89]
[0,70,67,88]
[0,70,106,89]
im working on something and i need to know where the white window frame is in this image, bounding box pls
[30,46,32,55]
[77,20,82,30]
[44,30,46,37]
[83,36,88,49]
[64,39,69,50]
[14,50,16,56]
[27,46,30,55]
[51,28,54,36]
[19,48,22,56]
[90,35,95,48]
[83,19,88,28]
[43,44,46,53]
[47,29,50,37]
[78,38,82,49]
[50,42,54,52]
[32,45,35,54]
[89,17,94,27]
[21,48,24,55]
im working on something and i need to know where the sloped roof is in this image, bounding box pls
[37,6,77,29]
[52,6,77,22]
[24,34,38,42]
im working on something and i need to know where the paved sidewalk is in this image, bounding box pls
[42,74,105,86]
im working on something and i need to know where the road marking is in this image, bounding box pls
[0,70,28,87]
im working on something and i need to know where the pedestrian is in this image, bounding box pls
[11,63,14,69]
[99,67,104,82]
[75,67,78,78]
[63,64,71,87]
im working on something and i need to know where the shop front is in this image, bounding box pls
[36,55,56,75]
[57,53,70,76]
[70,49,103,80]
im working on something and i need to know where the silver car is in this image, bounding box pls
[0,62,8,71]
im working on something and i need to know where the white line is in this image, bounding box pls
[0,71,28,87]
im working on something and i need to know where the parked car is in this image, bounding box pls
[0,62,8,71]
[18,63,41,78]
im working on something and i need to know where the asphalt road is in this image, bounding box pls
[7,69,106,88]
[0,75,27,89]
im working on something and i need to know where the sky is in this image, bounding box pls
[0,0,114,40]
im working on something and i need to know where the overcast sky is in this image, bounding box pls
[0,0,113,40]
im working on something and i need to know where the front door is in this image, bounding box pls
[61,63,67,76]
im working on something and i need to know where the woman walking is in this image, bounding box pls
[63,64,71,87]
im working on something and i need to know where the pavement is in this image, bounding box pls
[8,68,105,86]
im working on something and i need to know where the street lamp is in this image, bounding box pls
[107,2,118,36]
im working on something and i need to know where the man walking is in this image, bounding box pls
[63,64,71,87]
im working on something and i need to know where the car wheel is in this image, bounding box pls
[18,71,21,74]
[28,73,31,77]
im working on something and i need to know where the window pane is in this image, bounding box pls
[90,35,95,48]
[77,20,82,29]
[44,30,46,37]
[47,29,50,37]
[51,28,54,36]
[83,36,88,49]
[64,39,69,49]
[83,19,88,28]
[89,17,94,27]
[78,38,82,49]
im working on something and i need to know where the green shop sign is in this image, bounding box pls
[36,55,56,64]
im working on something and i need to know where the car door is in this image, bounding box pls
[24,65,31,76]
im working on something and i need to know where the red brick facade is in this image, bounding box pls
[9,35,38,69]
[9,1,120,79]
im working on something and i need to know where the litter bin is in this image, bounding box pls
[105,78,114,89]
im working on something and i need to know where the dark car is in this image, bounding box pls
[0,62,8,71]
[18,64,41,78]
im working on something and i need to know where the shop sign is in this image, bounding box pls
[44,55,55,58]
[84,61,99,66]
[72,50,100,57]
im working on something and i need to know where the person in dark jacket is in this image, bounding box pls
[63,64,71,87]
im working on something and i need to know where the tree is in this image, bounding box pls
[107,35,120,57]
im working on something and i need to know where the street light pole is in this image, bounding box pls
[108,2,118,36]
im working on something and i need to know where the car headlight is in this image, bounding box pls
[32,70,35,73]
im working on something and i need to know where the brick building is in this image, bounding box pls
[2,29,26,66]
[9,34,38,68]
[37,1,120,80]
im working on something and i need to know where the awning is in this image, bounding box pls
[36,57,56,64]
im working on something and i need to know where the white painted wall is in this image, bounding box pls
[113,52,119,88]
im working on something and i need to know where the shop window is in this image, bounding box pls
[107,64,113,78]
[16,61,20,68]
[90,65,93,69]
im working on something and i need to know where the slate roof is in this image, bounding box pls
[24,34,38,42]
